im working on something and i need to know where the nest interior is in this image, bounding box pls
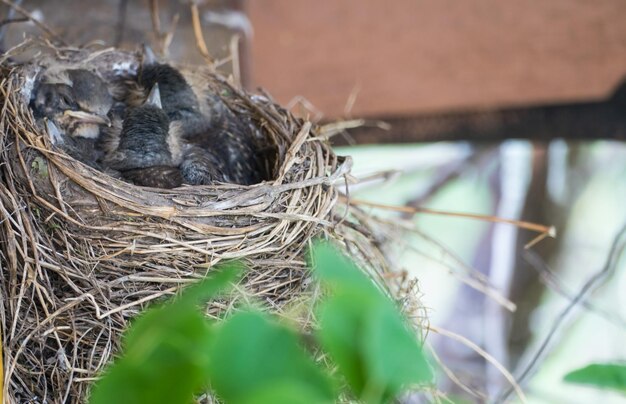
[0,44,403,403]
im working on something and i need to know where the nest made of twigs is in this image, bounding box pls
[0,43,417,403]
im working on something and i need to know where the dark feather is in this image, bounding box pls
[106,105,174,170]
[180,145,229,185]
[139,63,200,122]
[185,107,265,185]
[121,166,183,188]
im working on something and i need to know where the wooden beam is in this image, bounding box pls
[335,85,626,145]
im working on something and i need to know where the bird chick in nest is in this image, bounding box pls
[31,68,113,139]
[111,46,207,135]
[117,47,267,185]
[104,84,184,189]
[30,68,114,167]
[103,78,231,187]
[179,145,230,185]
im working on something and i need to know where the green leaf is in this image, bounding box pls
[317,293,370,395]
[122,262,242,352]
[239,382,335,404]
[564,363,626,394]
[362,302,432,399]
[175,262,245,308]
[310,241,379,294]
[89,264,242,404]
[208,310,335,404]
[312,241,433,402]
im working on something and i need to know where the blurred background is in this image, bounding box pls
[2,1,625,402]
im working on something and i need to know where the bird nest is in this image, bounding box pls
[0,44,416,403]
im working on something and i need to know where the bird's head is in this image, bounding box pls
[108,84,174,170]
[31,69,113,140]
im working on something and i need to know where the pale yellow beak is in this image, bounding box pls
[63,110,111,127]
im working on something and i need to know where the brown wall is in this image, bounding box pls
[248,1,626,118]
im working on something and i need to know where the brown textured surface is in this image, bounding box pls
[248,0,626,118]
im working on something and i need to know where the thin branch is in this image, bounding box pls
[162,13,179,54]
[498,223,626,402]
[372,215,517,312]
[190,1,213,64]
[341,196,556,241]
[428,344,488,401]
[429,325,528,403]
[404,147,496,215]
[319,119,390,140]
[0,17,28,27]
[229,33,241,87]
[523,249,626,328]
[149,0,162,44]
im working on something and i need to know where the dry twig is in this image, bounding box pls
[429,325,527,403]
[498,223,626,402]
[190,1,213,65]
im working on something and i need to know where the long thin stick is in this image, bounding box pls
[341,196,556,239]
[149,0,169,55]
[113,0,129,47]
[498,223,626,402]
[149,0,162,41]
[229,33,241,87]
[0,17,28,27]
[190,1,213,64]
[162,13,179,54]
[429,325,527,403]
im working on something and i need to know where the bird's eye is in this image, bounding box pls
[60,95,72,107]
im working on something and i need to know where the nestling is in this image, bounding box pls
[104,84,184,188]
[31,69,114,167]
[31,68,113,140]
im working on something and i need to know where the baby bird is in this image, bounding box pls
[139,64,201,124]
[181,103,266,186]
[104,84,184,189]
[116,46,266,186]
[31,69,113,140]
[147,68,265,183]
[116,45,203,127]
[31,69,114,167]
[179,144,230,185]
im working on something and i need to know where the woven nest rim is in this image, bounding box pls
[0,42,419,403]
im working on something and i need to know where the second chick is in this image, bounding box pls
[104,84,184,188]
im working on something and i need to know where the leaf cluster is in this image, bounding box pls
[89,242,432,404]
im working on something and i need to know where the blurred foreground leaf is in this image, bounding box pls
[89,264,242,404]
[208,310,335,404]
[564,363,626,394]
[311,241,432,402]
[90,243,435,404]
